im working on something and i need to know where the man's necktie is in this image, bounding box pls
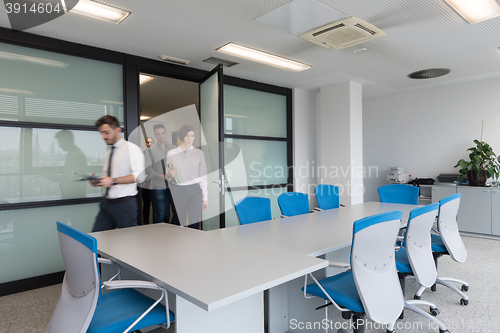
[105,146,115,198]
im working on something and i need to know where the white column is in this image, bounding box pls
[319,81,363,205]
[293,88,319,209]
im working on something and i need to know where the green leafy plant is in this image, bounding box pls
[454,140,500,184]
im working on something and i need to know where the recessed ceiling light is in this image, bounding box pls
[71,0,130,24]
[158,55,190,65]
[140,116,150,120]
[0,51,68,68]
[139,74,154,85]
[216,43,311,72]
[443,0,500,24]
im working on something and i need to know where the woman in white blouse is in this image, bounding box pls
[166,125,208,229]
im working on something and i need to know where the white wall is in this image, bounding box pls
[293,88,319,209]
[363,77,500,202]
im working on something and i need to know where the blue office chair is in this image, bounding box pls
[378,184,419,205]
[47,222,174,333]
[277,192,310,217]
[303,211,404,333]
[314,184,343,211]
[395,203,449,333]
[415,193,469,305]
[235,197,272,225]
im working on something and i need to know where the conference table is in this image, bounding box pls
[211,201,419,332]
[90,201,418,333]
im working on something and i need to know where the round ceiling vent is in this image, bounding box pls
[407,68,450,79]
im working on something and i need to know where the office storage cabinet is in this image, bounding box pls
[431,185,457,204]
[429,185,500,236]
[491,189,500,236]
[456,187,492,234]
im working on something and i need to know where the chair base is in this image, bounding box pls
[415,276,469,305]
[404,300,448,332]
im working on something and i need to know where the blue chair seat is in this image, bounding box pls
[303,271,364,314]
[88,289,175,333]
[431,234,448,254]
[395,247,412,274]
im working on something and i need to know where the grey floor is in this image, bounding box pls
[0,235,497,333]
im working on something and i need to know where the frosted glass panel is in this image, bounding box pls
[0,127,105,203]
[226,138,287,186]
[225,187,286,227]
[0,42,123,125]
[224,85,286,138]
[0,203,100,283]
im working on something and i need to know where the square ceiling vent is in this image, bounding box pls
[299,17,386,50]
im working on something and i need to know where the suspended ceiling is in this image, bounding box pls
[1,0,500,100]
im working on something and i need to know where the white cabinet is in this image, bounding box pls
[491,189,500,236]
[456,187,492,235]
[431,185,457,204]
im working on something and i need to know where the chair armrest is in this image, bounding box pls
[98,258,121,283]
[103,280,172,330]
[328,262,350,268]
[103,280,163,291]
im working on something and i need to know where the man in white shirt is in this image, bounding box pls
[90,115,145,232]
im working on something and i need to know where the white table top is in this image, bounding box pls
[90,223,327,311]
[211,202,418,257]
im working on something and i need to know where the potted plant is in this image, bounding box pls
[454,140,500,186]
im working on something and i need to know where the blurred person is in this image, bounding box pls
[145,124,179,224]
[167,125,208,230]
[90,115,145,232]
[140,137,154,224]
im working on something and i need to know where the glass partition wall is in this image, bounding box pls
[0,41,123,288]
[223,84,291,227]
[0,31,292,292]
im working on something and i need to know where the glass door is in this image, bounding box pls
[200,64,225,230]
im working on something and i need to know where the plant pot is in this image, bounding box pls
[467,170,487,186]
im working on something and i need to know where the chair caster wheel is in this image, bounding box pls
[386,330,396,333]
[414,295,421,300]
[460,298,469,306]
[431,284,437,292]
[461,285,469,292]
[439,330,450,333]
[430,307,440,316]
[337,329,350,333]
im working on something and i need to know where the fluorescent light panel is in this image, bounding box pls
[444,0,500,23]
[139,74,154,85]
[71,0,130,24]
[216,43,311,72]
[140,116,150,120]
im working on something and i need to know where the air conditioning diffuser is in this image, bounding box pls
[299,17,386,50]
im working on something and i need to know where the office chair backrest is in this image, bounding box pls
[277,192,309,217]
[438,193,467,263]
[351,211,404,324]
[405,203,439,288]
[235,197,272,225]
[47,222,100,333]
[315,184,340,210]
[378,184,419,205]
